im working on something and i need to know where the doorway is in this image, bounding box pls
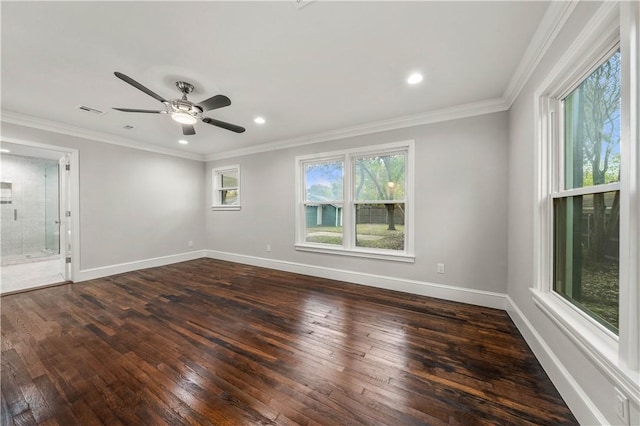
[1,141,73,294]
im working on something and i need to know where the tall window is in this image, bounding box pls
[303,159,344,245]
[553,50,621,334]
[535,2,638,404]
[296,141,414,262]
[354,152,406,251]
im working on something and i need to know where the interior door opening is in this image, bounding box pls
[1,141,72,294]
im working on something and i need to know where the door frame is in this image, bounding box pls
[1,137,80,282]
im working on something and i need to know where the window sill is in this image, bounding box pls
[530,288,640,400]
[211,205,241,211]
[295,243,415,263]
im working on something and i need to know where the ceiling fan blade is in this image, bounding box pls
[113,108,164,113]
[114,72,167,103]
[182,124,196,136]
[202,117,246,133]
[196,95,231,112]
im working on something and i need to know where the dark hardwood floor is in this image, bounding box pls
[1,258,577,425]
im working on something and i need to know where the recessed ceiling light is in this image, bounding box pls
[178,139,189,145]
[254,117,266,124]
[0,149,10,153]
[407,72,423,85]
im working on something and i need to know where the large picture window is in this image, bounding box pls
[296,141,414,262]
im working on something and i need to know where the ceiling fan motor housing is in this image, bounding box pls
[168,82,202,119]
[169,99,202,118]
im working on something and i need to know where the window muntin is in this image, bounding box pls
[553,50,621,334]
[212,165,240,210]
[296,142,413,260]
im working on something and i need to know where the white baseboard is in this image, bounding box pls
[76,250,207,282]
[204,249,507,310]
[506,296,607,425]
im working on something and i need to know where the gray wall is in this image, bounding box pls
[206,112,509,294]
[1,122,206,270]
[507,1,636,424]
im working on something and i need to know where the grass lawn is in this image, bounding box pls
[579,260,619,331]
[306,224,405,250]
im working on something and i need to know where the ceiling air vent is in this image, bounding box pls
[76,105,105,115]
[293,0,315,9]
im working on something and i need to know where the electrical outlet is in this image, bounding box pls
[188,240,194,248]
[437,263,445,274]
[266,244,271,252]
[615,388,630,425]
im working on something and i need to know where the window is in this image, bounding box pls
[303,158,344,245]
[553,50,621,334]
[212,165,240,210]
[534,0,639,394]
[296,141,414,262]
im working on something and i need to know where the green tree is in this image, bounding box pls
[307,183,334,200]
[355,154,405,230]
[578,51,621,261]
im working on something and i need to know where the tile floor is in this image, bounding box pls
[1,256,65,294]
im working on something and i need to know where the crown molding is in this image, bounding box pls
[1,110,206,162]
[205,97,508,161]
[503,0,579,108]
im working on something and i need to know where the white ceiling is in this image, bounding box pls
[1,1,550,159]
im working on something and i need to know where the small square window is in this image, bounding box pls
[212,165,240,210]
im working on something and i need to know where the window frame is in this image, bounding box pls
[533,0,639,397]
[211,165,241,211]
[295,140,415,263]
[551,45,622,335]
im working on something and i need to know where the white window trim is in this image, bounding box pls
[295,140,415,263]
[533,1,639,399]
[211,164,241,211]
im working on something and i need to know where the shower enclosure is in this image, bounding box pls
[1,154,60,265]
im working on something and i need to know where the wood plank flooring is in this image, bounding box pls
[1,258,577,425]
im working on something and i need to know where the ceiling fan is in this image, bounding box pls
[112,71,245,136]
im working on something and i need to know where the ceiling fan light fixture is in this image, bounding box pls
[171,112,197,125]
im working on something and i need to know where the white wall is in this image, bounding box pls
[1,122,206,273]
[507,2,639,424]
[206,112,509,301]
